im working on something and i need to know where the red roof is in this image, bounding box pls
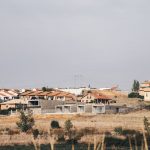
[91,93,110,100]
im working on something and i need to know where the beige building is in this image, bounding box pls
[0,99,27,110]
[139,81,150,101]
[143,88,150,101]
[81,92,111,104]
[20,90,76,101]
[139,81,150,96]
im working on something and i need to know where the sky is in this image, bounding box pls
[0,0,150,90]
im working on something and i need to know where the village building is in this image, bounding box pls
[139,81,150,101]
[80,92,112,104]
[28,100,65,114]
[143,88,150,101]
[139,81,150,96]
[0,90,19,101]
[21,90,76,101]
[55,104,77,113]
[0,99,27,110]
[57,87,90,96]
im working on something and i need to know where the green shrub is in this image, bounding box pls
[114,127,123,135]
[64,120,73,141]
[32,129,39,139]
[128,92,144,99]
[64,120,73,133]
[16,111,34,133]
[144,116,150,135]
[51,120,60,129]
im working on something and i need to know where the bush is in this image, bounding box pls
[122,129,141,137]
[64,120,73,141]
[114,127,123,135]
[64,120,73,133]
[32,129,39,139]
[52,128,65,142]
[128,92,144,99]
[51,120,60,129]
[79,127,97,135]
[144,116,150,135]
[16,111,34,132]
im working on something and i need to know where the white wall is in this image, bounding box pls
[58,88,90,95]
[144,92,150,101]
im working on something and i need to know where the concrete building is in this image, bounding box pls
[77,105,85,113]
[55,104,77,113]
[92,104,105,113]
[28,99,65,114]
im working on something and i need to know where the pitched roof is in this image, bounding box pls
[91,93,110,100]
[20,91,33,96]
[3,91,14,96]
[37,91,51,96]
[82,92,111,100]
[0,93,8,97]
[0,91,14,97]
[47,91,61,96]
[27,91,43,96]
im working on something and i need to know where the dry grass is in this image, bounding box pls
[99,90,144,106]
[0,109,150,146]
[0,110,150,132]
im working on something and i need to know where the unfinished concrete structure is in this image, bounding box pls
[55,105,63,113]
[55,104,77,113]
[77,105,85,113]
[77,104,105,114]
[28,99,65,114]
[92,104,105,113]
[27,99,131,115]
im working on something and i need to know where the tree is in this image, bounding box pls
[114,127,123,135]
[144,116,150,135]
[42,87,47,92]
[42,87,54,92]
[16,111,34,132]
[64,120,73,132]
[132,80,140,92]
[64,120,73,141]
[32,129,39,139]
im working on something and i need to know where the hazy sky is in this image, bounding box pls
[0,0,150,90]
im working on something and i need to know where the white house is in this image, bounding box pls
[57,87,90,96]
[143,88,150,101]
[139,81,150,96]
[0,90,19,101]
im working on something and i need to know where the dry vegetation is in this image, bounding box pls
[0,109,150,131]
[99,90,143,105]
[0,92,149,148]
[0,109,150,145]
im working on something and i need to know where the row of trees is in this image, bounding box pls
[128,80,144,99]
[42,87,54,92]
[132,80,140,93]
